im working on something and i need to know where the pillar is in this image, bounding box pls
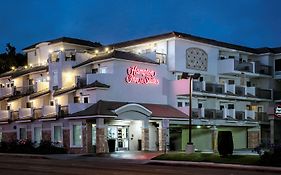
[158,120,169,151]
[142,120,149,151]
[96,118,108,153]
[211,126,218,152]
[247,127,261,148]
[85,122,92,153]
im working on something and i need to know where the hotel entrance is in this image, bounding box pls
[107,120,143,151]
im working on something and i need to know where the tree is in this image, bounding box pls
[0,43,27,74]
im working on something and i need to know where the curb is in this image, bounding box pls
[148,160,281,173]
[0,153,48,159]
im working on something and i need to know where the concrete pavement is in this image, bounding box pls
[0,151,281,173]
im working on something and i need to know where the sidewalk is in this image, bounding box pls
[148,160,281,173]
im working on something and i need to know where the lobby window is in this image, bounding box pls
[71,123,82,147]
[53,71,58,85]
[33,126,42,144]
[52,125,63,144]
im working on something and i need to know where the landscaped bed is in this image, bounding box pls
[152,152,262,166]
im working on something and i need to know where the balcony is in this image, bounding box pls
[0,110,10,123]
[35,82,49,92]
[11,111,19,121]
[204,109,224,119]
[0,87,13,98]
[42,105,56,117]
[235,111,245,120]
[68,103,93,114]
[235,86,245,96]
[33,108,42,119]
[256,88,272,99]
[19,108,33,120]
[193,81,205,92]
[205,83,224,94]
[218,59,272,76]
[245,110,255,120]
[13,85,35,96]
[256,112,269,123]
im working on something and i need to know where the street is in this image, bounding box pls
[0,155,278,175]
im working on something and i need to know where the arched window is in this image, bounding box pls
[186,48,208,71]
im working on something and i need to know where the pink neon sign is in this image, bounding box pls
[125,66,159,85]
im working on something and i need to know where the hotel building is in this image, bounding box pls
[0,32,280,153]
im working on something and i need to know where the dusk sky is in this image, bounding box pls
[1,0,281,53]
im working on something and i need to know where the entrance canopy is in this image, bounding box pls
[66,100,187,120]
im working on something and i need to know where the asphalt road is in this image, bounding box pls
[0,155,278,175]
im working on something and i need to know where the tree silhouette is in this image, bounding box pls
[0,43,27,73]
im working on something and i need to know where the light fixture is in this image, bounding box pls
[104,47,109,52]
[24,65,28,69]
[95,49,99,54]
[11,66,15,70]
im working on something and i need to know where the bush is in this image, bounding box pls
[217,131,233,157]
[36,140,67,154]
[0,140,67,154]
[259,144,281,166]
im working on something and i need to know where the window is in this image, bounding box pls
[71,123,82,147]
[74,97,80,103]
[220,105,224,110]
[83,97,89,103]
[99,67,107,74]
[275,59,281,71]
[33,126,42,144]
[228,104,234,109]
[18,127,27,140]
[177,102,183,107]
[53,125,63,143]
[26,102,32,108]
[53,71,58,85]
[198,103,203,108]
[92,68,98,74]
[228,80,235,84]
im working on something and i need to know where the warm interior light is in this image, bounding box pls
[24,65,28,69]
[95,50,99,54]
[48,49,53,53]
[29,64,33,67]
[60,47,64,51]
[11,66,15,70]
[105,47,109,52]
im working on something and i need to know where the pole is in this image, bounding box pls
[189,77,192,144]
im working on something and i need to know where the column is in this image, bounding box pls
[158,120,169,151]
[248,127,261,148]
[96,118,108,153]
[85,122,92,153]
[211,126,218,152]
[142,120,149,151]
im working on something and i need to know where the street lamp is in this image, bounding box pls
[181,72,200,153]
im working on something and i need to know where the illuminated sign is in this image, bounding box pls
[125,66,159,85]
[275,104,281,118]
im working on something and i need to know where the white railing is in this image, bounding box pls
[35,82,49,92]
[19,108,32,118]
[224,83,235,94]
[245,110,255,120]
[0,87,13,97]
[245,86,256,96]
[42,105,56,117]
[68,103,93,114]
[223,108,237,119]
[0,110,10,120]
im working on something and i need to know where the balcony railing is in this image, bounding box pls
[235,86,245,96]
[235,111,245,120]
[256,88,272,99]
[193,81,204,92]
[13,85,35,96]
[0,87,13,97]
[205,83,224,94]
[235,60,254,73]
[0,110,10,121]
[19,108,33,119]
[255,62,272,75]
[11,111,19,120]
[256,112,269,122]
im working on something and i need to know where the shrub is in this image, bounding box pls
[259,144,281,166]
[0,140,67,154]
[36,140,67,154]
[217,131,233,157]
